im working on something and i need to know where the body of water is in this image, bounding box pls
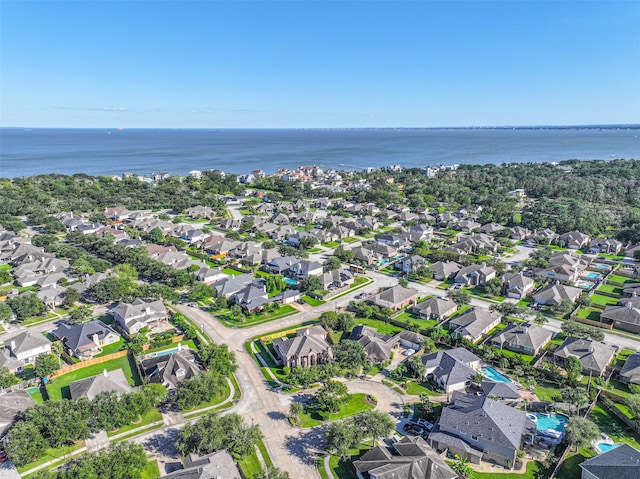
[480,366,512,383]
[1,127,639,178]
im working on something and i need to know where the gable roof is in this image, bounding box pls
[69,368,132,400]
[601,304,640,327]
[481,380,521,399]
[579,444,640,479]
[449,308,501,339]
[7,331,51,355]
[273,326,331,360]
[421,348,480,388]
[434,392,534,451]
[533,284,582,305]
[554,338,616,374]
[141,349,202,389]
[491,322,553,352]
[413,297,457,317]
[353,436,457,479]
[620,352,640,384]
[52,320,119,352]
[373,285,419,307]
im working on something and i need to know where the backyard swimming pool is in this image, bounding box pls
[594,264,610,270]
[148,345,191,358]
[479,366,512,383]
[530,412,569,433]
[585,272,602,280]
[284,278,299,286]
[596,442,620,453]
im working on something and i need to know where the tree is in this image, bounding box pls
[176,411,263,459]
[420,337,436,353]
[319,311,339,330]
[565,417,600,451]
[34,353,59,378]
[451,456,474,478]
[324,420,362,460]
[419,393,434,418]
[60,288,81,309]
[57,442,147,479]
[266,274,286,294]
[68,304,93,323]
[324,256,341,272]
[447,289,471,306]
[625,394,640,418]
[88,277,125,303]
[142,383,169,405]
[533,313,548,326]
[399,277,409,288]
[198,343,238,376]
[561,387,589,413]
[299,275,321,293]
[553,300,575,316]
[7,293,46,321]
[485,278,503,297]
[289,402,303,426]
[314,380,349,413]
[352,410,395,445]
[188,282,215,302]
[0,269,12,285]
[334,340,368,370]
[5,421,48,467]
[564,355,583,383]
[0,302,14,322]
[0,365,19,388]
[253,466,291,479]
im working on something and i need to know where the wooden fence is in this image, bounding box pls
[600,396,640,435]
[50,350,131,378]
[569,315,613,329]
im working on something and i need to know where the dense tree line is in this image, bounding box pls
[5,384,167,467]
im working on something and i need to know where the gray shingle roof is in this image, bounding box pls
[491,322,552,353]
[421,348,480,389]
[69,368,132,400]
[579,444,640,479]
[601,304,640,327]
[52,320,119,353]
[554,338,617,374]
[141,349,202,389]
[481,380,521,399]
[620,352,640,384]
[273,326,331,362]
[0,390,36,437]
[7,331,51,355]
[449,309,500,340]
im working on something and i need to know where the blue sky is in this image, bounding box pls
[1,1,639,128]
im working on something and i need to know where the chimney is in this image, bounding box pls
[10,340,16,350]
[92,333,100,346]
[103,368,108,377]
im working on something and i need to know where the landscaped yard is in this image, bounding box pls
[597,283,623,295]
[141,460,161,479]
[394,311,438,330]
[556,452,594,479]
[589,293,620,306]
[575,307,602,321]
[16,441,86,473]
[221,267,243,276]
[473,460,541,479]
[47,355,142,401]
[298,393,375,428]
[467,286,506,302]
[95,338,128,357]
[351,318,402,337]
[322,241,341,248]
[216,304,297,327]
[107,408,163,437]
[589,404,640,450]
[324,445,370,479]
[26,386,46,404]
[238,439,272,478]
[608,274,639,284]
[406,381,441,396]
[534,381,562,402]
[329,275,373,299]
[302,295,325,306]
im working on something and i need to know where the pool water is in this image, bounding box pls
[596,443,620,453]
[595,264,609,270]
[284,278,299,285]
[585,272,602,279]
[379,259,390,265]
[150,346,190,358]
[532,413,569,432]
[479,366,512,383]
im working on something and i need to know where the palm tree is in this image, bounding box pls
[451,456,474,479]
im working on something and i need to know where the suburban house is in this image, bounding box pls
[489,322,553,356]
[4,331,51,371]
[353,436,458,479]
[372,285,419,311]
[321,268,354,290]
[430,261,462,281]
[535,264,581,283]
[620,352,640,385]
[420,347,481,393]
[578,443,640,479]
[454,263,496,286]
[159,450,242,479]
[481,223,505,235]
[111,298,167,335]
[395,254,427,274]
[233,285,269,313]
[186,205,215,219]
[501,272,535,299]
[532,284,582,306]
[349,325,394,364]
[447,309,501,343]
[288,260,323,279]
[69,368,133,400]
[52,319,121,359]
[212,274,254,298]
[428,392,536,469]
[510,226,532,241]
[412,297,457,321]
[0,390,36,440]
[588,238,623,255]
[553,338,617,377]
[558,231,590,250]
[141,348,203,389]
[600,303,640,334]
[265,256,300,275]
[272,326,333,368]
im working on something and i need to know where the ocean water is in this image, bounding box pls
[1,127,639,178]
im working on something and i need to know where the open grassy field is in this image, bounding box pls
[298,393,375,428]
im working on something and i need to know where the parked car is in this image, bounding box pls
[0,451,8,463]
[416,418,434,430]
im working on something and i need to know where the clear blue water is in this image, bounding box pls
[596,443,620,453]
[480,366,512,383]
[595,264,609,270]
[284,278,298,285]
[578,283,593,290]
[532,413,569,432]
[379,259,390,265]
[1,127,639,178]
[151,346,189,357]
[585,272,602,279]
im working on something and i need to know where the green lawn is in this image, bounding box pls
[238,440,272,479]
[140,460,161,479]
[590,293,620,306]
[608,274,639,284]
[597,283,623,295]
[322,241,341,248]
[343,237,359,244]
[47,355,142,401]
[497,348,535,364]
[327,445,370,479]
[394,311,438,330]
[298,393,375,428]
[0,263,12,271]
[556,452,593,479]
[217,304,297,327]
[307,247,323,253]
[107,409,163,437]
[575,307,603,321]
[302,295,326,306]
[351,318,402,337]
[589,404,640,450]
[221,267,243,276]
[329,276,372,299]
[467,286,506,302]
[26,386,46,404]
[94,338,128,357]
[534,381,562,402]
[180,378,231,412]
[406,381,441,396]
